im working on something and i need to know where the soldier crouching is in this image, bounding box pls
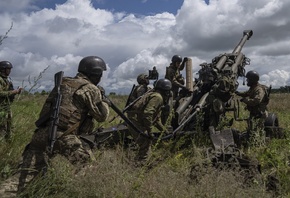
[127,79,172,163]
[17,56,110,192]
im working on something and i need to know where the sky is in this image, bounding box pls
[0,0,290,94]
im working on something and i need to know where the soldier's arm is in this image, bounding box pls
[75,84,109,122]
[235,90,249,97]
[166,68,186,89]
[243,87,264,106]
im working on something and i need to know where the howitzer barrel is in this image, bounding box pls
[216,30,253,71]
[195,92,209,111]
[175,95,193,123]
[232,30,253,54]
[172,92,209,136]
[222,52,245,75]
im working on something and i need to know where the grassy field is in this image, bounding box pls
[0,93,290,197]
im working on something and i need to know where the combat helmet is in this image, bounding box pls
[154,78,172,91]
[137,73,149,85]
[246,70,259,85]
[0,61,13,69]
[78,56,106,77]
[171,55,182,63]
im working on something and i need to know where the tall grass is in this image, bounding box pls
[0,93,289,197]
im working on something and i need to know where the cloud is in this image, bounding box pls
[260,69,290,87]
[0,0,290,94]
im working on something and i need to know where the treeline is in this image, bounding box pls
[271,86,290,93]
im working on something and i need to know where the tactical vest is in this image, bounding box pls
[38,77,89,133]
[245,84,270,117]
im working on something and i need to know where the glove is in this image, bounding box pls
[183,57,188,62]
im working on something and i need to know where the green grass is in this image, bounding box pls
[0,93,290,197]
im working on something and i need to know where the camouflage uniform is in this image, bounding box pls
[237,83,269,139]
[127,91,165,161]
[127,84,151,104]
[165,64,185,99]
[0,76,15,140]
[237,83,269,118]
[18,72,109,191]
[126,74,151,120]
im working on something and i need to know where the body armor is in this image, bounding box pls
[38,77,90,134]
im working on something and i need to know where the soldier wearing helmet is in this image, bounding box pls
[19,56,110,191]
[127,73,151,105]
[0,61,22,141]
[235,70,270,143]
[127,79,172,162]
[165,55,189,99]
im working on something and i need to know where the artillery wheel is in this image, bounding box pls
[264,113,285,139]
[264,112,279,127]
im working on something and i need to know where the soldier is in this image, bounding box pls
[18,56,109,191]
[127,73,151,105]
[149,66,159,80]
[125,73,152,121]
[0,61,22,141]
[127,78,172,162]
[235,70,269,143]
[165,55,188,99]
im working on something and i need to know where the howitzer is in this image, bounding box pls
[171,30,267,173]
[90,31,256,146]
[173,30,253,131]
[47,71,64,153]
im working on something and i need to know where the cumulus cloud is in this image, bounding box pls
[260,69,290,87]
[0,0,290,94]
